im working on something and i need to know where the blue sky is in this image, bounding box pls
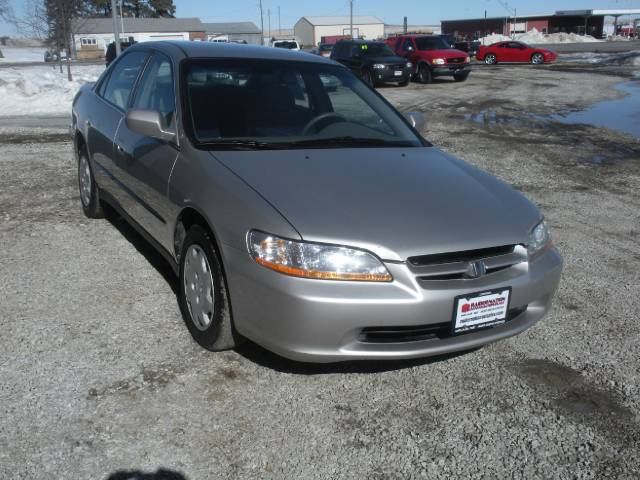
[2,0,639,36]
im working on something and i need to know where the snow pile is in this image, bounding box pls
[0,64,105,116]
[0,47,48,63]
[607,35,632,42]
[479,28,603,46]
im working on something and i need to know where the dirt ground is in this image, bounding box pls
[0,63,639,479]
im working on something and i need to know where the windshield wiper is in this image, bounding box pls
[198,139,276,150]
[282,137,415,148]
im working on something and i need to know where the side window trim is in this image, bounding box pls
[100,50,151,112]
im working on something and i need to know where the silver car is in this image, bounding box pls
[72,42,562,363]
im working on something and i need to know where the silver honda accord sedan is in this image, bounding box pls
[72,41,563,362]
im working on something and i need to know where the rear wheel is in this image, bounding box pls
[417,64,433,84]
[485,54,497,65]
[78,148,103,219]
[531,53,544,65]
[454,72,470,82]
[178,225,239,351]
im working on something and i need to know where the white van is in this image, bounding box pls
[270,39,301,51]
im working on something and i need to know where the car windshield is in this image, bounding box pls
[319,44,333,52]
[415,37,452,51]
[184,59,423,150]
[274,41,298,49]
[360,43,395,57]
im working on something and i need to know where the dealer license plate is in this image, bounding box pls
[452,288,511,335]
[394,70,403,77]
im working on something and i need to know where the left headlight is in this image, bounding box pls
[432,58,446,65]
[528,220,552,257]
[372,63,386,69]
[248,231,393,282]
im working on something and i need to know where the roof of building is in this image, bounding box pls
[72,17,205,34]
[202,22,261,35]
[299,16,384,26]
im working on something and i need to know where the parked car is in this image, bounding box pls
[44,50,68,62]
[311,43,334,58]
[105,41,136,66]
[387,34,471,83]
[271,39,301,51]
[72,41,563,363]
[476,41,557,65]
[331,39,412,87]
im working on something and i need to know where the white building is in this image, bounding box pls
[72,17,206,60]
[294,16,384,47]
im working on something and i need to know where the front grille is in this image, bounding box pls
[358,306,528,344]
[391,64,406,70]
[447,57,467,64]
[408,245,527,282]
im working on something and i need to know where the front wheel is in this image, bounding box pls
[178,225,239,351]
[485,54,497,65]
[531,53,544,65]
[78,148,103,219]
[361,69,375,88]
[417,64,433,84]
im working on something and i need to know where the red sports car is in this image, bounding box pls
[476,41,557,65]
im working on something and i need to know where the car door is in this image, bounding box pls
[506,42,526,62]
[112,52,179,252]
[494,42,510,62]
[400,37,418,65]
[88,50,150,211]
[513,42,530,62]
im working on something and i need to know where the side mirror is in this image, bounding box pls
[404,111,426,132]
[125,109,176,142]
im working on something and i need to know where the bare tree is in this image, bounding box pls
[0,0,14,58]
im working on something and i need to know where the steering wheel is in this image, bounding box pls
[302,113,347,135]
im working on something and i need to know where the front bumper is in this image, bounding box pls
[373,67,411,84]
[223,244,563,363]
[432,65,471,77]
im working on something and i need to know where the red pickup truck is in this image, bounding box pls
[386,35,471,84]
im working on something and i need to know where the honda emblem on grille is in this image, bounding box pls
[465,260,487,279]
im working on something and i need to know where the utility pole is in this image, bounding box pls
[278,6,281,36]
[110,0,121,55]
[259,0,264,45]
[349,0,354,38]
[268,8,271,39]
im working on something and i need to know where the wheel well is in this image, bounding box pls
[174,207,218,262]
[75,131,86,156]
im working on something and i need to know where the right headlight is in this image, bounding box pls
[432,58,446,65]
[247,230,392,282]
[528,219,552,257]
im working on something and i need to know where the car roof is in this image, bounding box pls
[125,41,335,65]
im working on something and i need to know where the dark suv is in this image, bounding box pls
[330,39,411,88]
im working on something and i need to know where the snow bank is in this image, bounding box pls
[479,28,603,46]
[0,47,48,63]
[0,64,105,116]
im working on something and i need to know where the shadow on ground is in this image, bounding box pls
[106,470,187,480]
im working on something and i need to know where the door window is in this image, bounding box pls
[101,51,148,110]
[132,53,176,127]
[402,38,414,52]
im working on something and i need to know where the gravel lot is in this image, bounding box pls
[0,62,639,479]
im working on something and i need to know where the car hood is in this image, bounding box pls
[212,147,540,261]
[421,48,468,58]
[363,55,406,64]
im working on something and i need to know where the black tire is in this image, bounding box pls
[361,69,375,88]
[178,225,239,351]
[485,54,497,65]
[454,72,470,82]
[418,64,433,84]
[77,147,104,219]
